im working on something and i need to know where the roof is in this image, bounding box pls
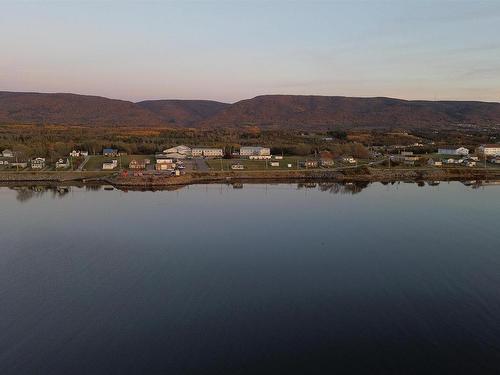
[164,145,191,152]
[438,146,468,150]
[240,146,268,150]
[103,148,117,152]
[319,151,334,159]
[192,147,222,150]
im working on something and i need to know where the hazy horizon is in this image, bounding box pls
[1,1,500,103]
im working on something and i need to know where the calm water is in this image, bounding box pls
[0,182,499,374]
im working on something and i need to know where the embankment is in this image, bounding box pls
[2,167,499,187]
[107,167,500,188]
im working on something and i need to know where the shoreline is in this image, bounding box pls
[1,167,499,188]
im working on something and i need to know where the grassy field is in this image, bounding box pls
[83,155,155,171]
[205,156,345,171]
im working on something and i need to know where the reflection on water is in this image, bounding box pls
[6,179,499,203]
[4,180,500,202]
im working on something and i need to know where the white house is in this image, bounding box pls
[102,160,118,170]
[477,144,500,156]
[2,149,14,158]
[56,158,70,169]
[191,148,224,158]
[70,150,89,158]
[31,157,46,169]
[438,146,469,156]
[342,156,356,164]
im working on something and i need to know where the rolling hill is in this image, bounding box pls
[1,91,500,129]
[0,91,165,127]
[137,99,229,126]
[200,95,500,129]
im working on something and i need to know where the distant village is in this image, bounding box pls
[1,143,500,174]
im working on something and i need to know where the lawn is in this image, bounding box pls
[205,156,339,171]
[83,155,155,171]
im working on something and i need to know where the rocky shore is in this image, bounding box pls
[106,167,500,188]
[1,167,499,188]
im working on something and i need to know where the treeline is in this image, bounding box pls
[0,125,373,159]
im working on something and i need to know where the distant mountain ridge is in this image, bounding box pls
[0,91,165,127]
[1,91,500,129]
[200,95,500,129]
[137,99,230,126]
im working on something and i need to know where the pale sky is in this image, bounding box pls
[1,0,500,103]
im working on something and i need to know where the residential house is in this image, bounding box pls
[102,160,118,170]
[70,150,89,158]
[2,149,14,158]
[129,159,148,170]
[477,144,500,156]
[155,155,175,171]
[438,146,469,156]
[231,163,244,170]
[55,158,70,169]
[342,156,356,164]
[465,161,476,167]
[320,151,335,167]
[31,157,46,169]
[303,160,319,168]
[103,148,119,157]
[240,146,271,159]
[191,147,224,158]
[270,162,280,167]
[156,162,175,171]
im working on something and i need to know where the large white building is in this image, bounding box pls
[163,145,192,157]
[240,146,271,158]
[191,148,224,158]
[477,144,500,156]
[437,146,469,156]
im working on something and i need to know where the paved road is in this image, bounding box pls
[77,156,91,171]
[193,158,209,172]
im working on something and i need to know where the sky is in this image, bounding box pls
[1,0,500,103]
